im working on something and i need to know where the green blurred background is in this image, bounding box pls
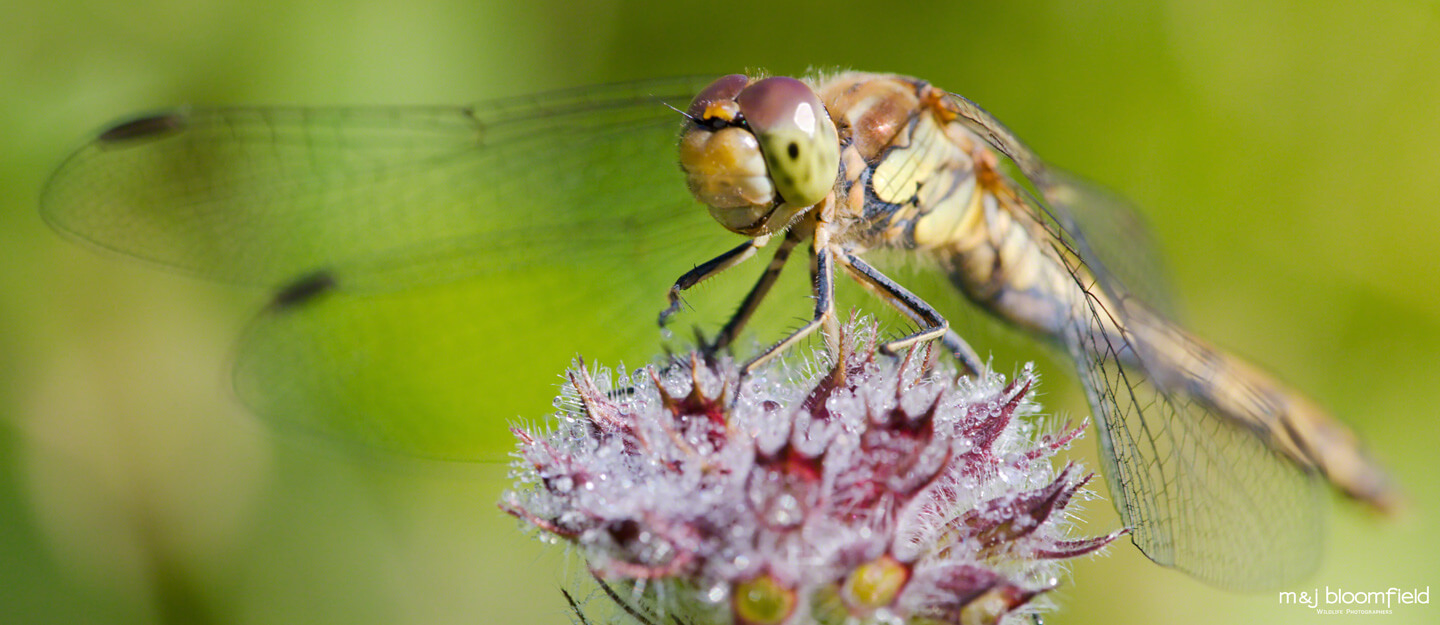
[4,0,1439,623]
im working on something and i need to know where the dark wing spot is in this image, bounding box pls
[459,106,486,146]
[270,270,338,310]
[98,112,187,143]
[787,142,800,160]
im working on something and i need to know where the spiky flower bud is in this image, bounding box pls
[502,321,1122,625]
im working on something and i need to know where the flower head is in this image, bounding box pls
[502,321,1121,624]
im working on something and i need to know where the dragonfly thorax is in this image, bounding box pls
[679,75,840,237]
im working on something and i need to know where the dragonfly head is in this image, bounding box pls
[679,75,840,236]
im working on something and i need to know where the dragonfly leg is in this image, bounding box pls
[938,330,985,377]
[659,234,772,328]
[841,252,984,377]
[741,244,835,376]
[706,232,802,356]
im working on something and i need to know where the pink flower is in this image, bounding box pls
[503,320,1122,625]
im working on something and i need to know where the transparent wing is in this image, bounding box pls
[1065,287,1323,589]
[943,92,1324,588]
[1039,171,1178,317]
[941,92,1175,314]
[42,78,722,290]
[42,77,815,461]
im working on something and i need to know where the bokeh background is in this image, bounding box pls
[4,0,1439,623]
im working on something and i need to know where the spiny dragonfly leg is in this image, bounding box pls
[741,245,835,376]
[841,252,984,377]
[659,234,772,329]
[706,232,802,356]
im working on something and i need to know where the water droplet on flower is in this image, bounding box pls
[767,493,803,526]
[873,608,904,625]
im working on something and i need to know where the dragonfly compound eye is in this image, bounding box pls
[735,76,840,208]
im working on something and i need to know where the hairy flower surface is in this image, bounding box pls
[503,323,1121,625]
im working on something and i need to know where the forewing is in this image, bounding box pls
[41,78,720,290]
[1039,171,1178,317]
[941,92,1176,316]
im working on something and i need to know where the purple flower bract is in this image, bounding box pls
[503,322,1122,625]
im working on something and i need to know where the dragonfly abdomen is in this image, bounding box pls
[1117,301,1401,511]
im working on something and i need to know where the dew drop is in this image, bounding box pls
[767,493,803,527]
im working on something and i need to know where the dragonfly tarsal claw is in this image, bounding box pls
[658,296,684,329]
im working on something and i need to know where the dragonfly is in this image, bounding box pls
[42,71,1398,591]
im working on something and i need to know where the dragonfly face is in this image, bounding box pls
[42,71,1396,591]
[679,75,840,236]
